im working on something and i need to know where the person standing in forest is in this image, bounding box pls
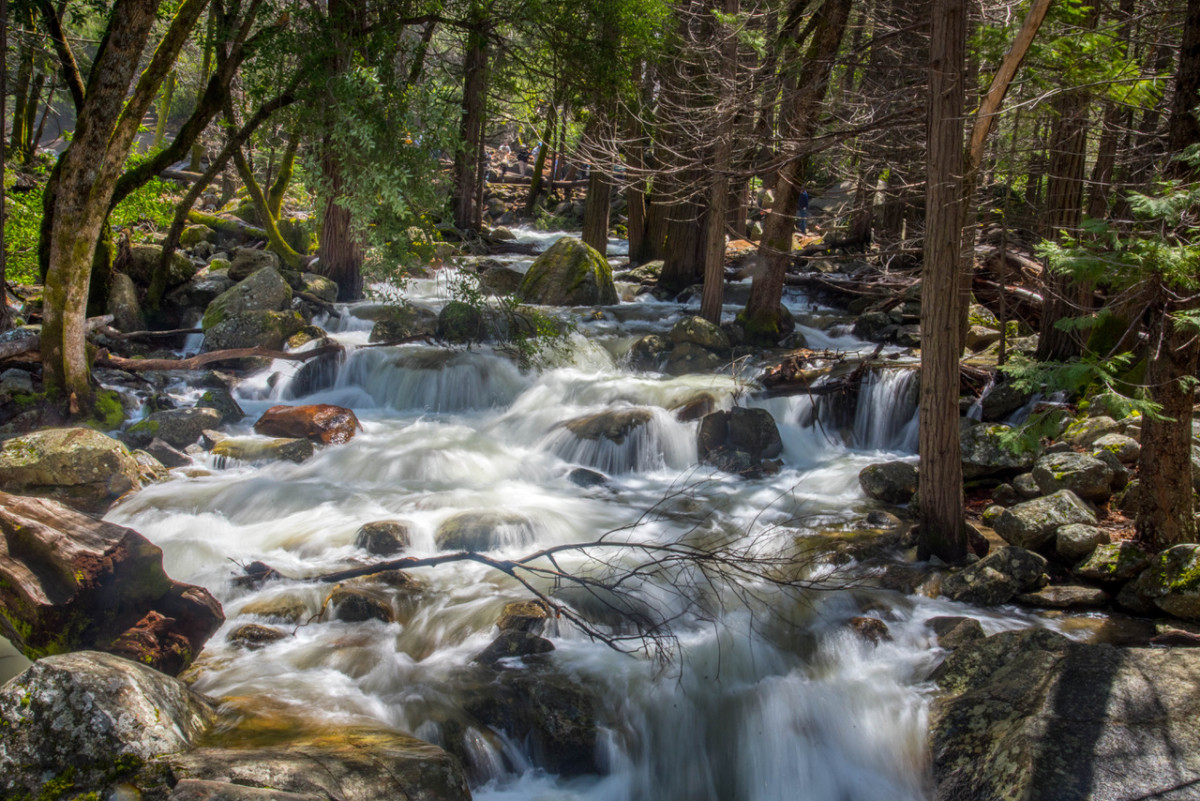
[796,186,810,235]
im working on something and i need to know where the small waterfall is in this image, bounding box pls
[340,346,530,412]
[852,368,919,452]
[540,406,695,474]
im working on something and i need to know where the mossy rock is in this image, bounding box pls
[202,310,305,352]
[124,245,198,289]
[436,300,489,344]
[179,225,215,248]
[0,427,141,514]
[517,237,617,307]
[202,266,293,330]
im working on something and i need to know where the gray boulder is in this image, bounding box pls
[1074,541,1152,583]
[107,272,146,332]
[367,304,439,343]
[1055,523,1110,563]
[960,424,1036,479]
[0,651,215,798]
[203,310,306,351]
[166,271,236,313]
[126,244,198,288]
[228,248,281,281]
[940,546,1048,606]
[198,386,245,423]
[628,334,671,371]
[991,490,1097,550]
[212,437,315,464]
[436,511,537,551]
[858,461,918,504]
[1092,433,1140,464]
[1062,415,1122,447]
[202,267,293,330]
[1123,545,1200,621]
[563,408,652,444]
[1014,584,1110,609]
[669,315,731,354]
[928,617,986,649]
[125,407,224,450]
[698,407,783,475]
[1013,472,1040,498]
[354,520,412,556]
[0,427,142,514]
[979,381,1031,422]
[300,272,338,302]
[930,628,1200,801]
[517,237,617,306]
[1032,452,1114,501]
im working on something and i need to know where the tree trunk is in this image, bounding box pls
[454,8,488,231]
[581,165,612,256]
[524,112,556,216]
[318,145,365,301]
[659,199,706,294]
[917,0,967,563]
[0,0,7,333]
[153,69,177,150]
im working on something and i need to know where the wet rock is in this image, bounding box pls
[363,303,439,342]
[965,325,1001,353]
[198,386,245,423]
[435,511,536,551]
[288,349,343,397]
[125,244,198,288]
[627,334,671,371]
[1013,472,1040,498]
[930,628,1200,801]
[463,669,599,776]
[168,731,471,801]
[517,237,617,306]
[991,490,1097,550]
[1092,432,1140,464]
[179,223,215,247]
[475,630,555,665]
[203,309,306,351]
[1122,545,1200,621]
[960,423,1036,479]
[567,467,609,488]
[664,342,725,375]
[300,272,338,303]
[145,437,191,469]
[132,449,171,483]
[698,407,783,474]
[940,546,1048,606]
[0,493,224,672]
[0,427,142,513]
[979,381,1031,422]
[107,271,146,332]
[1061,415,1122,448]
[1055,523,1109,563]
[478,264,524,295]
[497,600,550,634]
[227,623,289,649]
[927,616,985,649]
[354,520,411,556]
[669,315,731,354]
[241,592,312,623]
[202,266,293,329]
[858,461,918,504]
[848,616,892,644]
[851,310,892,342]
[212,437,315,464]
[563,408,652,444]
[671,393,716,422]
[1032,451,1114,502]
[437,300,489,344]
[1013,584,1109,609]
[125,407,224,450]
[254,403,361,445]
[0,651,216,798]
[1091,447,1130,492]
[228,248,281,281]
[1074,541,1152,583]
[326,584,396,624]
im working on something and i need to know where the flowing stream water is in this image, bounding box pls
[104,230,1044,800]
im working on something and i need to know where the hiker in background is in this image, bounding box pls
[796,186,810,235]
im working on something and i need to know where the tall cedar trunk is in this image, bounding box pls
[581,167,612,256]
[9,27,33,157]
[659,201,706,293]
[701,0,739,324]
[43,0,208,409]
[742,0,853,344]
[1137,0,1200,548]
[917,0,967,562]
[318,145,364,301]
[641,196,669,262]
[454,9,487,231]
[189,8,215,171]
[0,0,7,333]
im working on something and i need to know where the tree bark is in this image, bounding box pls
[454,7,488,231]
[917,0,967,563]
[581,166,613,256]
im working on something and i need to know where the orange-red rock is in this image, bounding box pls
[253,403,362,445]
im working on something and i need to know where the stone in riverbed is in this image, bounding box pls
[1121,544,1200,621]
[125,407,224,450]
[517,237,617,307]
[927,616,985,649]
[497,600,550,634]
[202,266,293,329]
[435,511,537,552]
[858,461,918,504]
[212,436,315,464]
[354,520,412,556]
[475,630,555,665]
[254,403,361,445]
[227,623,289,650]
[940,546,1048,606]
[1055,523,1109,563]
[1073,541,1152,584]
[990,490,1097,550]
[1014,584,1110,609]
[960,423,1036,479]
[563,408,652,444]
[0,427,142,513]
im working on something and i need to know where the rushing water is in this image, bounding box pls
[105,229,1041,800]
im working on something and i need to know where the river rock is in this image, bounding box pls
[180,223,215,247]
[354,520,412,556]
[1055,523,1109,563]
[241,592,312,623]
[927,616,985,649]
[1092,433,1140,464]
[475,629,555,665]
[198,386,245,423]
[517,237,617,306]
[1073,541,1152,583]
[254,404,361,445]
[478,264,524,296]
[168,731,471,801]
[930,628,1200,801]
[125,407,224,450]
[435,511,536,551]
[1014,584,1110,609]
[326,584,396,624]
[664,342,725,375]
[126,244,198,288]
[300,272,338,303]
[697,407,783,474]
[228,248,281,282]
[203,309,306,351]
[0,492,223,672]
[848,616,891,643]
[0,367,34,399]
[145,437,191,469]
[202,266,293,330]
[671,393,716,422]
[1031,451,1114,502]
[940,546,1048,606]
[960,423,1036,479]
[497,600,550,634]
[628,334,671,371]
[1122,545,1200,620]
[563,408,652,444]
[851,310,892,342]
[669,315,731,354]
[567,466,609,487]
[0,427,142,513]
[227,622,289,650]
[212,437,315,464]
[437,300,489,343]
[990,490,1097,550]
[1062,414,1122,448]
[107,271,146,332]
[979,381,1030,422]
[858,461,918,504]
[0,651,216,798]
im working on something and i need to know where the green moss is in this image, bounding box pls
[125,418,159,438]
[87,390,125,431]
[35,767,75,801]
[736,309,781,346]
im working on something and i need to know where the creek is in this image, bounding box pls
[106,228,1044,801]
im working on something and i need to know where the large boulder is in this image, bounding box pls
[367,304,439,343]
[990,490,1097,550]
[107,272,146,332]
[668,315,731,354]
[253,404,361,445]
[0,493,223,672]
[627,334,671,371]
[1123,545,1200,620]
[435,511,536,551]
[1055,523,1109,563]
[1074,541,1152,584]
[125,407,224,450]
[697,407,783,475]
[930,629,1200,801]
[354,520,412,556]
[168,730,471,801]
[0,651,216,798]
[1032,451,1115,502]
[0,428,142,514]
[1092,433,1140,464]
[436,300,489,344]
[228,248,281,281]
[1062,415,1122,448]
[979,381,1030,421]
[563,408,652,444]
[212,437,315,464]
[858,461,918,504]
[960,423,1036,479]
[940,546,1048,606]
[203,309,306,351]
[517,237,617,306]
[201,266,293,330]
[125,244,198,288]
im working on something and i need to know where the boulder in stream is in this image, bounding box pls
[0,427,142,513]
[435,510,537,551]
[212,436,315,464]
[991,490,1097,550]
[960,423,1036,479]
[940,546,1048,606]
[254,403,362,445]
[930,628,1200,801]
[1073,541,1152,584]
[125,407,224,450]
[1120,544,1200,621]
[697,407,783,476]
[201,266,293,329]
[203,309,306,351]
[0,492,224,673]
[354,520,412,555]
[517,237,617,306]
[858,461,918,504]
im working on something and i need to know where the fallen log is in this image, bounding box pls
[0,315,113,362]
[96,343,344,372]
[160,168,205,184]
[186,210,269,241]
[97,326,203,341]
